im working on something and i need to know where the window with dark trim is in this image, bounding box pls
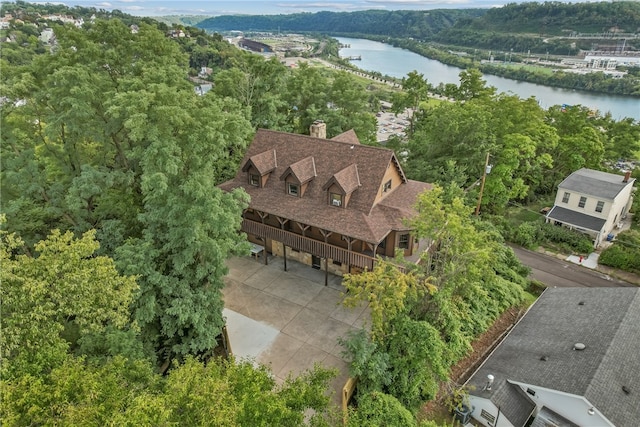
[579,196,587,208]
[288,183,299,197]
[383,180,392,193]
[562,192,570,203]
[330,193,343,207]
[250,174,260,187]
[595,201,604,213]
[399,234,410,249]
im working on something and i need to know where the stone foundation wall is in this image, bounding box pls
[271,241,348,276]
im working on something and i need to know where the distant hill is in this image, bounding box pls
[155,15,209,27]
[458,1,640,35]
[432,1,640,54]
[197,9,487,39]
[197,2,640,52]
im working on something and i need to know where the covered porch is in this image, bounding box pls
[240,218,409,284]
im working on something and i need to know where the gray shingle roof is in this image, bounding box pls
[546,205,607,232]
[220,128,432,243]
[559,168,634,200]
[467,287,640,427]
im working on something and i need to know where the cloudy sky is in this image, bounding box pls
[31,0,603,16]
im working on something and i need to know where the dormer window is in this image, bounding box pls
[280,156,316,198]
[288,183,299,197]
[330,193,343,207]
[242,149,277,188]
[383,180,392,193]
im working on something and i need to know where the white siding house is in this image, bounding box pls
[465,288,640,427]
[545,168,635,248]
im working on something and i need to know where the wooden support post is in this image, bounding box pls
[342,236,355,274]
[277,217,289,272]
[320,229,333,286]
[257,211,269,265]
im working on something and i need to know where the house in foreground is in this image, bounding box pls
[545,168,635,248]
[219,121,432,282]
[466,287,640,427]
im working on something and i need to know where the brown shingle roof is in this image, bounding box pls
[220,129,432,243]
[322,164,360,194]
[241,149,277,175]
[331,129,360,145]
[280,156,316,184]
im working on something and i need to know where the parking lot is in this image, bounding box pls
[376,109,412,142]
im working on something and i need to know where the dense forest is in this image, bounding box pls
[198,9,487,39]
[199,1,640,50]
[457,1,640,35]
[1,2,639,425]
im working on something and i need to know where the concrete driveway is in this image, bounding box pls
[222,254,370,406]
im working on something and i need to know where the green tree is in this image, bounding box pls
[0,227,137,378]
[213,55,289,129]
[1,19,253,363]
[405,92,557,213]
[1,355,337,427]
[325,71,377,143]
[345,391,417,427]
[456,68,496,101]
[114,92,252,362]
[283,62,330,134]
[391,70,429,133]
[546,105,605,179]
[341,261,448,413]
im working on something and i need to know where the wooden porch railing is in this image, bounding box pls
[241,219,377,271]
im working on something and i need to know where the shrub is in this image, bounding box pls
[540,223,594,254]
[512,222,542,249]
[599,230,640,274]
[346,391,417,427]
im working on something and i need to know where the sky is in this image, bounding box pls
[25,0,602,17]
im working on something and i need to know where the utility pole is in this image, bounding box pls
[475,152,491,216]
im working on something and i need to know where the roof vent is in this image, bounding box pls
[540,355,549,361]
[622,385,630,395]
[578,301,585,305]
[485,374,495,391]
[574,343,586,351]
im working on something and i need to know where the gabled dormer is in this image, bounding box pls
[242,149,277,188]
[322,164,361,208]
[280,156,316,197]
[374,153,407,203]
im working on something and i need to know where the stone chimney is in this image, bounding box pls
[310,120,326,139]
[623,170,631,183]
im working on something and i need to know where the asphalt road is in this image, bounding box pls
[510,246,633,288]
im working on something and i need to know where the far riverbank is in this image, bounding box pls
[337,37,639,121]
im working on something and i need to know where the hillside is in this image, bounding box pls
[434,1,640,53]
[461,1,640,35]
[198,2,640,38]
[197,9,486,39]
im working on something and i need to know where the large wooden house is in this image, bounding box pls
[219,121,432,280]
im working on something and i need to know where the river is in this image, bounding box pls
[337,37,639,121]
